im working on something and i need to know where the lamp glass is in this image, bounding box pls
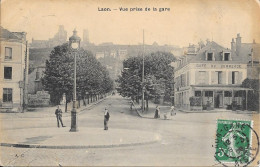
[71,42,79,49]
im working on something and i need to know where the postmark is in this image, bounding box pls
[215,119,259,166]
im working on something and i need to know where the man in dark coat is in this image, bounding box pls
[104,108,110,130]
[55,105,65,128]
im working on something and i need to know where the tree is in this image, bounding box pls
[43,43,114,111]
[242,78,259,111]
[43,43,73,109]
[116,51,176,108]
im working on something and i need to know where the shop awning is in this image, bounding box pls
[191,86,253,91]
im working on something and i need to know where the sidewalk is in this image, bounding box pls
[0,96,107,118]
[0,127,161,149]
[129,100,257,119]
[131,100,174,120]
[178,108,258,114]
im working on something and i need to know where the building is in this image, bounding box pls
[28,64,45,94]
[231,34,260,79]
[30,25,67,48]
[0,27,28,111]
[83,29,89,44]
[174,41,251,111]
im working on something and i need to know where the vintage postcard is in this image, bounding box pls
[0,0,259,166]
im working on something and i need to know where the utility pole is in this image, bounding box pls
[142,30,145,113]
[251,48,254,79]
[22,41,28,112]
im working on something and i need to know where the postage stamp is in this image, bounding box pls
[215,119,259,166]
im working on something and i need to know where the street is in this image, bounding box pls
[0,94,256,166]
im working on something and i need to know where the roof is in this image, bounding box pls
[189,41,246,62]
[0,26,26,42]
[241,43,260,62]
[0,26,20,40]
[240,43,253,60]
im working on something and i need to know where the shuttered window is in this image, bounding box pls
[199,71,206,84]
[232,71,239,84]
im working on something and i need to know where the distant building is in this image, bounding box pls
[231,34,260,79]
[95,52,105,59]
[117,49,128,60]
[0,27,28,111]
[30,25,67,48]
[83,29,89,44]
[28,64,45,94]
[174,41,251,111]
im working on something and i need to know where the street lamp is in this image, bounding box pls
[69,29,81,132]
[141,30,145,113]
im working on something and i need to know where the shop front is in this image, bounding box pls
[191,86,252,111]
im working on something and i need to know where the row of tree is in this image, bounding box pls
[43,43,114,112]
[116,51,176,109]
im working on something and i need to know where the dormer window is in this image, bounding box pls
[223,52,231,61]
[206,52,214,61]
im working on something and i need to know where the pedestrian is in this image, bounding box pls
[130,100,134,110]
[170,105,176,116]
[55,105,65,128]
[154,105,160,119]
[104,108,110,130]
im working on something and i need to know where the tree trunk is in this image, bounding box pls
[146,98,149,110]
[83,96,86,106]
[65,98,68,112]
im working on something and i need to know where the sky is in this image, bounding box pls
[1,0,260,48]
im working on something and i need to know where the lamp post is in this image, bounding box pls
[69,29,81,132]
[141,30,145,113]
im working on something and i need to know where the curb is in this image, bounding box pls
[178,109,257,114]
[0,140,159,149]
[131,101,173,120]
[0,97,108,118]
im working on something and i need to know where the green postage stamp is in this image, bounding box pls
[215,119,259,166]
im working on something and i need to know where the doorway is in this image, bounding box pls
[214,91,223,108]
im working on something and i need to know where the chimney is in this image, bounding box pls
[231,38,236,53]
[206,39,210,45]
[236,33,242,56]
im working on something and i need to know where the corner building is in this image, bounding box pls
[174,41,251,111]
[0,27,28,111]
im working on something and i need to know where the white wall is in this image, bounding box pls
[0,40,27,106]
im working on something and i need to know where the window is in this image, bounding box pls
[3,88,12,102]
[4,67,12,79]
[205,91,213,97]
[224,91,232,97]
[207,53,213,61]
[217,71,222,84]
[224,53,231,61]
[232,71,238,84]
[5,47,12,60]
[199,71,206,84]
[195,91,201,97]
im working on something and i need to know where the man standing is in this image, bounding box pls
[104,108,110,130]
[55,105,65,128]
